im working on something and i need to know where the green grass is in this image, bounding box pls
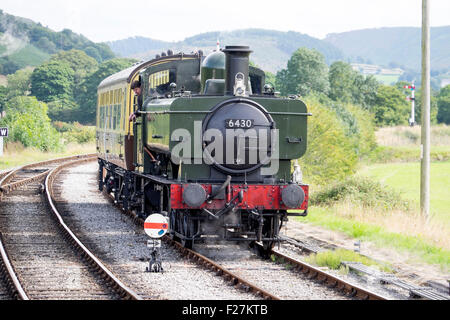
[297,208,450,271]
[294,160,450,271]
[358,161,450,226]
[368,145,450,163]
[0,142,96,171]
[305,248,393,273]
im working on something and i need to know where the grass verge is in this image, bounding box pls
[295,207,450,272]
[0,142,96,171]
[304,248,393,274]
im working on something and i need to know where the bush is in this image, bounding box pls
[53,121,95,144]
[306,93,377,160]
[0,96,62,151]
[298,95,358,186]
[372,85,410,126]
[310,175,410,211]
[346,103,377,158]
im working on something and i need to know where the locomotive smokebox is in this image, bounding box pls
[223,46,252,96]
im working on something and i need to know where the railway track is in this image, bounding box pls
[0,154,96,198]
[0,155,142,300]
[6,157,442,301]
[102,187,282,300]
[103,181,376,300]
[278,235,449,300]
[265,243,386,300]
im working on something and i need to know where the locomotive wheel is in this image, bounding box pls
[250,213,279,259]
[168,232,180,242]
[249,241,275,259]
[181,238,193,249]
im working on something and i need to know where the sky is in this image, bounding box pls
[1,0,449,43]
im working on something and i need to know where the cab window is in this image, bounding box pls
[148,69,176,96]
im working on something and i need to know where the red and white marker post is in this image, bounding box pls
[143,214,169,273]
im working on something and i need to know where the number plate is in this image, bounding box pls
[225,119,254,129]
[147,239,162,248]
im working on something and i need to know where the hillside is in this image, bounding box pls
[107,29,345,74]
[0,9,115,75]
[325,26,450,73]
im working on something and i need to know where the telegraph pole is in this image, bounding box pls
[420,0,430,220]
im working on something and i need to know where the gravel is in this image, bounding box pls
[194,242,349,300]
[276,242,409,300]
[57,161,257,300]
[0,181,119,300]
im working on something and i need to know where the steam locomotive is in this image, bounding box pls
[96,45,310,253]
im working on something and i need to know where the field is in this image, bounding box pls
[297,125,450,271]
[373,74,400,85]
[358,161,450,227]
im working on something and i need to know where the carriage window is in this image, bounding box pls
[115,104,121,130]
[109,106,113,129]
[114,106,118,130]
[115,89,119,104]
[148,69,176,96]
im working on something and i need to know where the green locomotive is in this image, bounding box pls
[97,45,310,253]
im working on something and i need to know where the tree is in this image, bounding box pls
[437,85,450,124]
[50,49,98,81]
[276,47,329,96]
[6,68,33,99]
[35,37,57,53]
[49,50,98,98]
[264,71,276,87]
[30,60,74,103]
[299,95,358,186]
[327,61,380,110]
[0,56,21,75]
[83,46,102,63]
[0,85,7,112]
[0,96,61,151]
[328,61,356,103]
[351,74,379,110]
[75,58,137,124]
[372,85,410,126]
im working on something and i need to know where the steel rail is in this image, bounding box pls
[169,239,280,300]
[103,190,280,300]
[264,244,388,300]
[45,157,143,300]
[0,154,97,198]
[0,169,13,181]
[0,233,29,300]
[279,235,449,300]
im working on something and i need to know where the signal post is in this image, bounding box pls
[0,127,8,157]
[404,82,416,126]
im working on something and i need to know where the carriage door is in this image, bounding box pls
[133,91,144,172]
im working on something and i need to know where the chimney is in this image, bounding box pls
[223,46,252,96]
